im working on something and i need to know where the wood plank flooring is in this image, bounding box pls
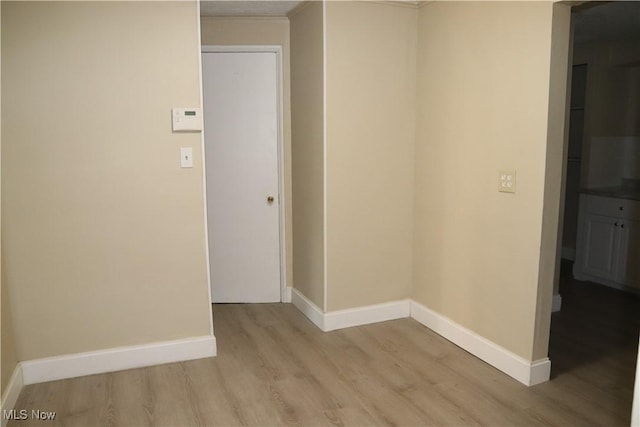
[9,267,640,426]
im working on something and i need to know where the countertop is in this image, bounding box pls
[581,186,640,201]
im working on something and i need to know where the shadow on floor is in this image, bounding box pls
[548,260,640,382]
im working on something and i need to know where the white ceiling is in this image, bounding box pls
[200,1,302,17]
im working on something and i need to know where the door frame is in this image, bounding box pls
[201,45,287,303]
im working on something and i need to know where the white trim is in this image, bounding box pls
[291,290,410,332]
[290,295,552,386]
[20,335,216,385]
[196,0,215,338]
[201,45,287,304]
[1,365,24,426]
[275,46,288,304]
[552,293,562,313]
[324,300,411,332]
[204,16,291,23]
[292,288,325,330]
[202,45,282,54]
[283,286,293,303]
[529,358,553,386]
[410,300,550,386]
[322,0,328,313]
[370,1,421,9]
[561,246,575,261]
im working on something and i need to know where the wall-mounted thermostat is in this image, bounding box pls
[172,108,203,132]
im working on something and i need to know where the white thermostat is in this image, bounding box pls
[172,108,203,132]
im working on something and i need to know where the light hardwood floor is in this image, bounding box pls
[9,270,640,426]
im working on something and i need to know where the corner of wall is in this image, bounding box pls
[20,336,216,386]
[290,294,550,386]
[532,1,572,361]
[1,266,20,401]
[0,364,24,426]
[289,0,327,311]
[410,300,550,386]
[3,0,211,363]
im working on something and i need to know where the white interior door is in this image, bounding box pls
[202,50,281,303]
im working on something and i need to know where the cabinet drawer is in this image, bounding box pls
[585,195,640,220]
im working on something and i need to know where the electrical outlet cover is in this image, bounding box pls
[499,169,516,193]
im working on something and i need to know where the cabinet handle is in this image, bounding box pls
[614,222,619,227]
[621,223,625,229]
[619,206,624,211]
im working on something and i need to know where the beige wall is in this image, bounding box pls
[536,3,571,360]
[1,268,18,394]
[290,2,325,309]
[200,18,294,290]
[0,0,570,380]
[1,0,20,392]
[325,1,416,311]
[413,1,563,360]
[2,1,211,360]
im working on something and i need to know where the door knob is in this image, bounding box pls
[267,196,275,203]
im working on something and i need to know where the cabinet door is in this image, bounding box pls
[617,219,640,289]
[582,214,619,280]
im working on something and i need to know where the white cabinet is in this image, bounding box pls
[581,214,619,280]
[574,194,640,291]
[618,219,640,289]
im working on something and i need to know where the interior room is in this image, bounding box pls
[1,1,639,426]
[560,1,640,288]
[552,0,640,416]
[551,1,640,421]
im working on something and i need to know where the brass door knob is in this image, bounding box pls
[267,196,275,203]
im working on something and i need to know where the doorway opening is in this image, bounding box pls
[551,1,640,418]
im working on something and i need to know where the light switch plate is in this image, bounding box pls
[499,169,516,193]
[180,147,193,168]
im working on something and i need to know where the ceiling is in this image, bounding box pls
[573,1,640,44]
[199,1,421,17]
[200,0,640,45]
[200,1,302,17]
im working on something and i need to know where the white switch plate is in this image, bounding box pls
[499,169,516,193]
[180,147,193,168]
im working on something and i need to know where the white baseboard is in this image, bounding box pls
[291,288,325,330]
[529,358,552,386]
[410,300,551,386]
[561,246,575,261]
[21,335,216,385]
[324,299,410,332]
[291,288,410,332]
[1,364,24,427]
[291,291,552,386]
[283,286,293,303]
[552,294,562,313]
